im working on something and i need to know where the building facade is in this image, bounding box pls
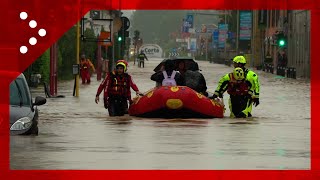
[261,10,310,78]
[287,10,310,78]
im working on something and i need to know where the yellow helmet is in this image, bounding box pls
[233,56,246,64]
[116,62,127,72]
[233,67,245,80]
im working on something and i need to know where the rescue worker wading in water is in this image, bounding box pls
[211,67,256,118]
[80,55,95,84]
[212,55,260,118]
[137,50,148,68]
[95,60,142,116]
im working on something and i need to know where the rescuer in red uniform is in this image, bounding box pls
[95,60,142,116]
[80,55,95,84]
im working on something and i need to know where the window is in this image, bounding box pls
[9,78,31,106]
[10,81,21,106]
[15,78,31,106]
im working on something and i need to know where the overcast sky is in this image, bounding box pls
[122,10,134,18]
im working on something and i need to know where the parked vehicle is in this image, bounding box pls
[10,73,46,135]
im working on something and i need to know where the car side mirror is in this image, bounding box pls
[33,96,46,106]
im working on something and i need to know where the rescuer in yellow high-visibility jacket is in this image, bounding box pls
[211,56,260,118]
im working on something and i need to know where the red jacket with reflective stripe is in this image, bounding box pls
[96,71,139,99]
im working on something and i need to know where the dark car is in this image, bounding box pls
[10,74,46,135]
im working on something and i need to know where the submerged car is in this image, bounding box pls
[10,74,46,135]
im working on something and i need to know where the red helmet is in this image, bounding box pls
[116,60,128,72]
[116,60,128,67]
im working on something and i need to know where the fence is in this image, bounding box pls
[263,63,296,79]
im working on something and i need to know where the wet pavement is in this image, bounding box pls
[10,58,310,169]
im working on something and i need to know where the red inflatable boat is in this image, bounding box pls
[129,86,225,118]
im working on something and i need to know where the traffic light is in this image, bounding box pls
[117,29,129,42]
[117,35,122,42]
[279,39,285,46]
[276,32,287,47]
[117,29,129,40]
[117,17,130,59]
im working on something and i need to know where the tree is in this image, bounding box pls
[80,28,98,65]
[130,11,185,46]
[57,26,77,80]
[133,30,140,49]
[26,49,50,83]
[23,24,100,83]
[132,30,141,64]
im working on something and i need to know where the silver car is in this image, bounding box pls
[10,74,46,135]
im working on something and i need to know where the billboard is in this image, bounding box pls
[239,11,252,40]
[218,24,228,48]
[186,14,194,28]
[212,29,219,48]
[182,14,194,33]
[138,44,163,58]
[189,38,197,52]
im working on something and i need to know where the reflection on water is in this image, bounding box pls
[10,58,310,170]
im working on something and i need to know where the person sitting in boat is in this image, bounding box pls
[183,62,208,96]
[95,60,142,116]
[151,59,184,87]
[176,60,187,76]
[210,67,256,118]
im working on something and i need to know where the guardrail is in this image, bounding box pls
[263,63,296,79]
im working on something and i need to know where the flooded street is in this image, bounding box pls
[10,58,310,170]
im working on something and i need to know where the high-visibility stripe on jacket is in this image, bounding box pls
[80,59,95,71]
[227,73,250,96]
[244,69,260,98]
[96,71,139,99]
[214,73,254,97]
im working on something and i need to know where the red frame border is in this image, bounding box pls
[0,0,319,179]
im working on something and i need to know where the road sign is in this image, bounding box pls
[172,48,177,52]
[120,17,130,30]
[169,52,180,57]
[239,11,252,40]
[218,24,228,48]
[188,28,195,33]
[176,38,186,42]
[213,29,219,47]
[186,14,194,28]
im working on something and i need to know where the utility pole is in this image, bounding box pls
[96,44,102,81]
[236,10,239,54]
[224,10,227,62]
[75,20,80,97]
[50,43,57,96]
[205,36,208,61]
[251,11,255,68]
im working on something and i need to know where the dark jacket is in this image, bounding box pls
[138,52,148,61]
[183,70,207,94]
